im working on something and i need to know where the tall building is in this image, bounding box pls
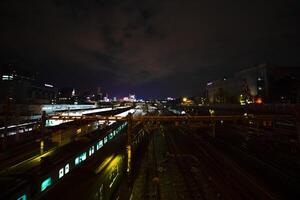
[129,94,136,102]
[0,64,56,104]
[207,64,300,104]
[96,86,103,101]
[0,64,57,125]
[57,87,75,104]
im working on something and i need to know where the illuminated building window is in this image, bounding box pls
[41,177,52,192]
[59,168,64,179]
[65,164,69,174]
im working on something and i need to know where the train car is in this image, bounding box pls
[2,122,128,200]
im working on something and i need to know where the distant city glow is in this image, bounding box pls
[255,97,263,104]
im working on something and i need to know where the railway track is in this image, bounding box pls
[164,128,207,200]
[131,133,160,200]
[210,125,300,199]
[167,126,277,200]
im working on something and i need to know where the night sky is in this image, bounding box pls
[0,0,299,99]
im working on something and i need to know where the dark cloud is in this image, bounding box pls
[0,0,299,98]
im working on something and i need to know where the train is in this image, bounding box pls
[2,122,128,200]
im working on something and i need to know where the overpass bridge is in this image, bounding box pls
[47,113,298,174]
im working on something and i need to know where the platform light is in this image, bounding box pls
[44,84,53,88]
[2,75,13,80]
[256,97,263,104]
[127,145,131,173]
[40,140,44,154]
[94,155,114,174]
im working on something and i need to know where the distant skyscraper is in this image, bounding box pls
[71,89,76,97]
[96,86,103,101]
[129,94,136,102]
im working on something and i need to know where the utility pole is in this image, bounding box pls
[40,111,46,154]
[2,97,12,150]
[295,104,300,144]
[126,113,133,174]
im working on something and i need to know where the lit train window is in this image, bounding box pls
[75,157,80,165]
[104,137,107,144]
[41,177,52,192]
[65,164,69,174]
[109,133,113,140]
[75,152,87,165]
[97,140,103,150]
[17,194,27,200]
[59,168,64,179]
[89,146,95,156]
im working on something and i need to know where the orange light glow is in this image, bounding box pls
[255,97,263,104]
